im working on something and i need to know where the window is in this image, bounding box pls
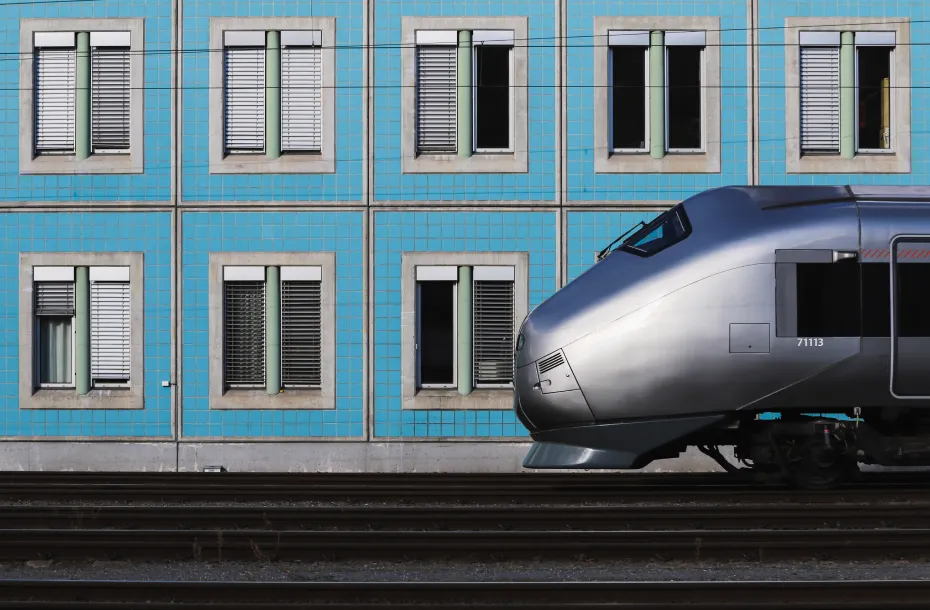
[617,204,691,258]
[593,17,720,174]
[20,19,143,174]
[401,252,528,411]
[207,252,335,410]
[19,253,143,410]
[798,31,894,156]
[401,17,528,174]
[785,18,910,173]
[33,266,131,389]
[473,31,514,152]
[221,265,322,392]
[222,30,323,156]
[608,31,649,152]
[413,29,515,156]
[856,34,893,152]
[415,265,516,391]
[208,18,335,174]
[665,32,704,152]
[34,272,75,388]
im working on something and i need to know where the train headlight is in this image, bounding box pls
[516,333,524,351]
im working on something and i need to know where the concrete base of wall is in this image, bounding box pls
[0,442,733,473]
[0,442,179,472]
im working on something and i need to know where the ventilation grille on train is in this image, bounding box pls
[537,352,564,375]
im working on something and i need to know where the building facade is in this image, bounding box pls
[0,0,922,471]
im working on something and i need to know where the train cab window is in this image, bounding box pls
[619,205,691,257]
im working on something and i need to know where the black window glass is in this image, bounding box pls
[895,263,930,337]
[418,281,455,385]
[611,46,647,150]
[475,45,510,150]
[666,46,702,150]
[857,46,892,150]
[796,260,861,337]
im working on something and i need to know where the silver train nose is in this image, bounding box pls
[513,347,594,432]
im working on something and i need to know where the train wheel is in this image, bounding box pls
[790,437,858,490]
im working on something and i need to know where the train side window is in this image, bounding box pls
[777,257,860,337]
[862,263,890,337]
[895,263,930,337]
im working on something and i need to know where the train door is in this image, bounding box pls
[890,235,930,398]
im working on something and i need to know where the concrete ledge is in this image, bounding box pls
[0,442,177,471]
[0,441,737,473]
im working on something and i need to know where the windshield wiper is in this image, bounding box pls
[595,221,646,262]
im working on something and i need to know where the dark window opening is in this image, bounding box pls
[857,47,892,150]
[796,260,861,337]
[895,263,930,337]
[418,281,455,385]
[611,47,647,150]
[474,45,511,150]
[666,46,702,150]
[862,263,890,337]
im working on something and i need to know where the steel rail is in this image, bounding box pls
[5,527,930,561]
[6,502,930,530]
[5,472,930,503]
[1,579,929,608]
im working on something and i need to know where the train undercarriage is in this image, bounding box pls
[692,409,930,489]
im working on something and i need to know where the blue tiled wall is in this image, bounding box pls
[372,0,558,202]
[758,0,930,184]
[566,210,662,281]
[565,0,749,202]
[0,1,172,202]
[0,213,172,437]
[181,0,365,202]
[180,211,365,438]
[372,211,557,438]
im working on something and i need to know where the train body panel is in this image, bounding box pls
[515,185,930,483]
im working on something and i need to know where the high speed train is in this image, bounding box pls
[514,185,930,488]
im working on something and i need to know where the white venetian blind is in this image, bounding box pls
[90,281,131,384]
[282,31,323,153]
[416,45,457,153]
[224,41,265,153]
[800,45,840,152]
[224,280,266,387]
[35,46,76,153]
[473,280,515,386]
[281,280,322,388]
[91,44,131,152]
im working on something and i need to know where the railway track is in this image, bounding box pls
[7,502,930,530]
[1,579,928,608]
[6,527,930,562]
[3,471,930,503]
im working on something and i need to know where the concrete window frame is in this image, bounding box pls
[208,17,336,175]
[401,16,529,174]
[19,18,145,175]
[401,252,528,410]
[592,16,721,174]
[208,252,336,410]
[784,17,911,174]
[19,252,145,410]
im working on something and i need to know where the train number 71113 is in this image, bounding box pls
[797,338,824,347]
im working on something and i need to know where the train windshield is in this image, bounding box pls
[618,204,692,257]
